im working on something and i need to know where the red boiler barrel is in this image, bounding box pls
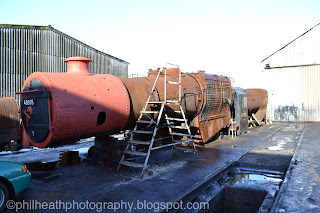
[19,57,130,148]
[246,88,268,121]
[120,68,203,129]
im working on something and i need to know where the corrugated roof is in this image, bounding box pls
[261,23,320,63]
[0,24,129,65]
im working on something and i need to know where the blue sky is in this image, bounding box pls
[1,0,320,87]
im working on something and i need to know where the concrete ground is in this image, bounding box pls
[1,122,319,212]
[273,123,320,213]
[236,122,306,173]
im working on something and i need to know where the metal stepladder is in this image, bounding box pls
[117,67,197,176]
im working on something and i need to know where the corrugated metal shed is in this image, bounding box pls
[0,24,129,100]
[262,23,320,122]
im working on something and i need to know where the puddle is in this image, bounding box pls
[233,173,283,184]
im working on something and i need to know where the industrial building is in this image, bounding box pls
[0,24,129,101]
[262,23,320,122]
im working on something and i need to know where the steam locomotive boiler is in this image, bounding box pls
[18,57,130,148]
[246,89,268,122]
[231,88,268,134]
[18,57,233,149]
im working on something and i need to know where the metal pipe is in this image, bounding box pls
[16,89,41,94]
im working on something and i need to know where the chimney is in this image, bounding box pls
[64,57,92,75]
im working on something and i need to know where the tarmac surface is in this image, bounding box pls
[1,122,319,212]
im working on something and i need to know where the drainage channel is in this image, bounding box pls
[167,166,284,213]
[164,123,304,213]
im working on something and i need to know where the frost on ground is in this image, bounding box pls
[114,161,187,187]
[0,140,94,163]
[268,136,293,151]
[74,147,90,160]
[268,142,286,151]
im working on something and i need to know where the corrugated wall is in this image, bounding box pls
[264,65,320,122]
[299,65,320,121]
[0,25,129,101]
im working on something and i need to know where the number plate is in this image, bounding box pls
[23,99,36,106]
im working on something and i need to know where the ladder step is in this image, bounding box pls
[157,125,170,129]
[153,136,171,141]
[141,111,160,113]
[165,118,186,122]
[132,130,154,134]
[129,140,151,145]
[171,126,186,129]
[151,141,193,150]
[172,139,193,143]
[136,120,154,124]
[146,101,163,104]
[167,81,180,85]
[170,132,192,137]
[119,160,144,168]
[166,100,179,104]
[193,134,202,139]
[157,124,175,129]
[124,150,148,157]
[174,146,195,152]
[164,110,182,113]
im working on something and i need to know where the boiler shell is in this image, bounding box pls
[20,72,130,148]
[246,88,268,121]
[120,68,203,129]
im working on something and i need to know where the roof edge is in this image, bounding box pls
[0,24,51,30]
[0,24,130,65]
[261,22,320,63]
